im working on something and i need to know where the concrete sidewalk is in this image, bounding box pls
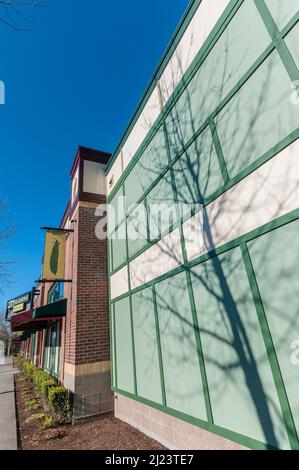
[0,358,18,450]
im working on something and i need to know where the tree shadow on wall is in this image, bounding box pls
[127,22,299,449]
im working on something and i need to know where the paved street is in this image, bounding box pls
[0,358,18,450]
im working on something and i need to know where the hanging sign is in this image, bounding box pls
[42,230,67,280]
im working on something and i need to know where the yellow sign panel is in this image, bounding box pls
[8,293,30,309]
[42,231,66,280]
[12,303,25,313]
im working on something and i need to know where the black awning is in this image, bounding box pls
[13,321,49,333]
[33,298,67,320]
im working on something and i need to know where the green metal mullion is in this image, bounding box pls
[163,121,181,222]
[152,285,167,407]
[185,269,214,424]
[112,303,118,390]
[109,238,114,275]
[109,302,114,388]
[125,215,138,396]
[128,292,138,396]
[241,242,299,450]
[254,0,299,82]
[164,117,213,424]
[107,199,116,390]
[209,118,230,185]
[281,13,299,39]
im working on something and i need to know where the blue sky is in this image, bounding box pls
[0,0,189,311]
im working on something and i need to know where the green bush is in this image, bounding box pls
[18,360,72,423]
[23,361,37,380]
[48,386,71,422]
[25,399,39,411]
[40,414,56,429]
[40,378,57,401]
[15,353,24,369]
[26,413,46,424]
[32,369,50,393]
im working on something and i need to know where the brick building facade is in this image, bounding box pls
[8,146,113,420]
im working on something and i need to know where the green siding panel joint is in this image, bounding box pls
[241,242,299,450]
[152,285,167,407]
[254,0,299,82]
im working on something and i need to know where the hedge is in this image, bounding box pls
[40,378,57,401]
[19,358,72,423]
[48,386,71,423]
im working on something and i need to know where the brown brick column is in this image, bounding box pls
[63,200,113,419]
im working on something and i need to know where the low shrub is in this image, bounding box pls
[25,399,39,411]
[15,353,25,370]
[40,378,57,401]
[19,360,72,423]
[40,415,56,430]
[32,369,50,393]
[48,386,71,423]
[26,413,46,424]
[23,361,37,381]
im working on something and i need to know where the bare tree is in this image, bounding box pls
[0,313,11,355]
[0,200,16,295]
[0,0,45,31]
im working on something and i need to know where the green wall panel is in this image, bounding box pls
[216,50,298,179]
[114,297,135,393]
[147,171,178,240]
[111,222,127,271]
[109,0,299,450]
[248,220,299,438]
[111,305,116,388]
[155,272,207,420]
[191,247,290,449]
[124,126,168,211]
[264,0,299,31]
[108,186,124,235]
[173,126,224,215]
[132,288,163,404]
[165,0,271,157]
[284,23,299,68]
[127,202,148,257]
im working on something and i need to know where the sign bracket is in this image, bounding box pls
[40,227,74,233]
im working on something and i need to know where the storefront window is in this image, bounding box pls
[30,333,36,364]
[47,283,64,304]
[43,322,62,378]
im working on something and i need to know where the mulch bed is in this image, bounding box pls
[15,373,165,450]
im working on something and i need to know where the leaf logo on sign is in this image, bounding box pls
[50,240,59,275]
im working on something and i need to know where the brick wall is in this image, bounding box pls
[115,394,247,450]
[63,199,113,419]
[63,198,110,367]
